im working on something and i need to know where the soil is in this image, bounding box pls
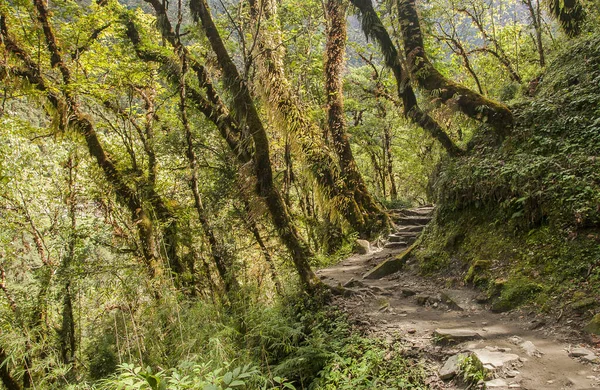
[317,208,600,390]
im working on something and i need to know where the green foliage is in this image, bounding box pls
[313,337,428,389]
[432,33,600,230]
[457,355,487,387]
[96,362,266,390]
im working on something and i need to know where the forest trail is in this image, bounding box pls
[317,207,600,390]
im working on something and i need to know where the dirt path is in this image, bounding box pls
[318,208,600,390]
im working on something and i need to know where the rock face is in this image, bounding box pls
[355,239,371,255]
[584,313,600,335]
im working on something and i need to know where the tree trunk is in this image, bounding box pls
[189,0,321,291]
[383,125,397,201]
[59,155,77,367]
[396,0,513,137]
[523,0,545,67]
[325,0,388,235]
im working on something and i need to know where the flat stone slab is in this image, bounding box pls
[396,225,424,233]
[485,378,509,388]
[472,348,520,370]
[569,347,596,358]
[434,328,482,344]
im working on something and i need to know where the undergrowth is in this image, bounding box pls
[73,289,428,389]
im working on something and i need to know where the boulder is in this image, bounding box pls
[519,340,543,357]
[363,242,416,280]
[440,289,474,311]
[570,297,598,313]
[439,354,465,380]
[355,239,371,255]
[464,260,491,286]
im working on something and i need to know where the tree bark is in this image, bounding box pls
[324,0,388,234]
[59,155,77,367]
[396,0,513,137]
[383,124,397,201]
[189,0,321,290]
[247,0,387,237]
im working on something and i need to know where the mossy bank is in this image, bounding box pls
[414,33,600,329]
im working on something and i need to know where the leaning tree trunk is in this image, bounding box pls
[189,0,321,290]
[349,0,464,157]
[325,0,388,234]
[396,0,513,137]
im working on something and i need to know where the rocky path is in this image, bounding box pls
[318,207,600,389]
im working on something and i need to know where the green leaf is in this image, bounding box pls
[223,372,233,385]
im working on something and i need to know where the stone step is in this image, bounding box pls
[387,235,407,243]
[391,232,419,239]
[395,215,432,225]
[384,241,407,249]
[395,225,424,233]
[363,243,416,279]
[389,206,434,217]
[391,235,417,245]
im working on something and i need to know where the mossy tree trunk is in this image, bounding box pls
[179,55,239,294]
[396,0,513,137]
[189,0,321,291]
[349,0,465,157]
[325,0,388,234]
[247,0,388,238]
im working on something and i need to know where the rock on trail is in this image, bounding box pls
[317,206,600,389]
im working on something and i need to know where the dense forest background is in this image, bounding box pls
[0,0,599,388]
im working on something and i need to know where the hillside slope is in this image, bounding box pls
[415,33,600,331]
